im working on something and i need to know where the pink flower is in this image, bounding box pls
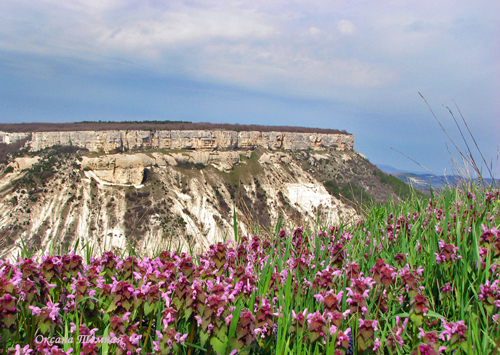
[435,240,462,264]
[440,320,468,344]
[174,333,188,343]
[12,344,33,355]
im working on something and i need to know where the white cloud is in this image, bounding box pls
[307,26,324,35]
[337,20,356,34]
[0,0,497,116]
[102,10,276,51]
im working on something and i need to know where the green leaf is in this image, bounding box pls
[39,322,51,335]
[101,324,110,355]
[229,338,245,351]
[63,321,71,352]
[184,307,193,320]
[410,313,423,327]
[228,301,243,340]
[233,206,238,244]
[184,342,207,352]
[144,301,156,316]
[391,313,410,319]
[425,310,445,319]
[200,331,210,347]
[211,336,228,355]
[107,302,117,313]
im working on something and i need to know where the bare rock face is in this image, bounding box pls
[81,151,255,185]
[0,132,30,144]
[259,152,292,165]
[28,130,354,153]
[8,157,40,171]
[81,154,156,185]
[170,151,252,171]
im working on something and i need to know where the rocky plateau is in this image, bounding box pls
[0,128,412,260]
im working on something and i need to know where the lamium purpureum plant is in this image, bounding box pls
[0,184,498,354]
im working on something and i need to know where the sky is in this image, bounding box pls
[0,0,498,175]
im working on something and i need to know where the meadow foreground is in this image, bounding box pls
[1,185,499,354]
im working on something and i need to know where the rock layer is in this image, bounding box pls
[24,130,354,152]
[81,151,254,185]
[0,132,30,144]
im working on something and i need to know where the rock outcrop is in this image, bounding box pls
[81,151,255,185]
[8,157,40,171]
[81,154,155,186]
[24,130,354,153]
[0,132,30,144]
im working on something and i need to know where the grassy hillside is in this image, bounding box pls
[291,149,426,211]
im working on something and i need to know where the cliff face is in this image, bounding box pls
[22,130,354,152]
[0,146,359,260]
[80,151,254,186]
[0,132,30,144]
[0,128,387,260]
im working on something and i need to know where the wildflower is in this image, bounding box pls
[412,293,430,315]
[306,311,329,343]
[232,308,256,348]
[441,282,454,293]
[313,266,341,292]
[435,240,461,264]
[357,319,378,352]
[440,320,468,344]
[410,343,445,355]
[370,259,396,288]
[394,253,406,265]
[346,288,369,315]
[174,333,188,343]
[478,279,500,313]
[418,328,440,343]
[314,290,343,313]
[255,299,274,336]
[479,225,500,256]
[386,316,408,351]
[334,328,351,351]
[291,309,308,334]
[10,344,33,355]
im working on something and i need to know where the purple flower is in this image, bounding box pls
[440,320,468,344]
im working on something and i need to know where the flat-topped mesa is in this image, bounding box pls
[25,130,354,152]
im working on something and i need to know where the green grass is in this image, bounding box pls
[1,182,499,354]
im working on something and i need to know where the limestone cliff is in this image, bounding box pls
[0,146,362,260]
[1,130,354,153]
[0,132,30,144]
[0,128,414,260]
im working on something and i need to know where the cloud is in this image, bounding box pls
[337,20,356,34]
[102,10,276,51]
[307,26,325,36]
[0,0,498,172]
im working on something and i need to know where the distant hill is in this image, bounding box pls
[375,164,406,174]
[376,164,496,192]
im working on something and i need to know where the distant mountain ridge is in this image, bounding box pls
[376,164,495,191]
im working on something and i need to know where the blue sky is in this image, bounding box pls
[0,0,498,175]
